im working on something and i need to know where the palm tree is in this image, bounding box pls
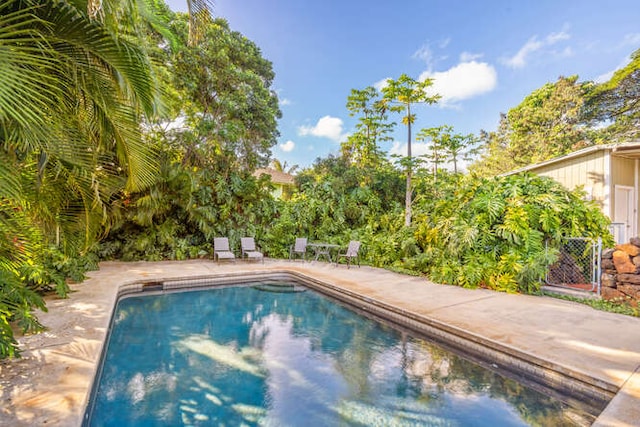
[1,0,163,248]
[270,159,299,175]
[0,0,212,357]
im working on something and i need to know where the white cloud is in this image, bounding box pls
[412,44,434,64]
[594,70,614,84]
[297,116,346,142]
[594,52,636,83]
[438,38,451,49]
[501,30,571,69]
[559,46,573,58]
[389,141,431,157]
[593,50,640,83]
[412,40,450,67]
[374,77,391,92]
[274,88,292,106]
[545,31,570,44]
[420,61,497,105]
[501,37,544,68]
[460,51,483,62]
[279,140,295,152]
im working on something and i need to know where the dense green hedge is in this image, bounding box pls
[98,166,612,298]
[412,173,612,293]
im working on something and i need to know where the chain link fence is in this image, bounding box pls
[609,222,627,245]
[545,237,602,295]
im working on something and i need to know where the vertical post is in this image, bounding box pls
[544,239,549,285]
[635,158,639,238]
[596,237,602,296]
[405,104,412,227]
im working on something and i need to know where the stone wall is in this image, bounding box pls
[601,237,640,307]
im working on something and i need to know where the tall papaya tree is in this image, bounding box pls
[381,74,439,226]
[419,125,477,179]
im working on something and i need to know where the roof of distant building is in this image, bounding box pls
[253,168,295,185]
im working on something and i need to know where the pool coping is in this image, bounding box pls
[2,259,639,426]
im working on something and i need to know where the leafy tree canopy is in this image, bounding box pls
[471,76,589,175]
[583,48,640,143]
[169,16,281,172]
[101,11,282,262]
[342,87,395,174]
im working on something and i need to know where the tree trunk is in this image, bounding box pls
[405,170,412,227]
[405,104,412,227]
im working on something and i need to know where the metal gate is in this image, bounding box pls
[545,237,602,295]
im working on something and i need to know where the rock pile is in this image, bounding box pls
[601,237,640,307]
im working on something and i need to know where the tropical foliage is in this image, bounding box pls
[264,162,612,295]
[0,0,165,357]
[413,173,612,293]
[583,48,640,143]
[417,125,477,179]
[98,14,281,261]
[471,76,589,175]
[263,155,405,258]
[342,86,395,173]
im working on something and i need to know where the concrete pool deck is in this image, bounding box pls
[0,259,639,426]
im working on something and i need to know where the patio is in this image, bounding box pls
[0,259,639,426]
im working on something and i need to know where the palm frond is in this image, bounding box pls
[0,4,61,137]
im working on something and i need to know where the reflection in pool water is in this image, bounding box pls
[85,284,594,426]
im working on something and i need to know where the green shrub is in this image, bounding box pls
[412,173,612,293]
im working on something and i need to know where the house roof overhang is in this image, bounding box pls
[611,141,640,159]
[253,168,296,185]
[503,140,640,176]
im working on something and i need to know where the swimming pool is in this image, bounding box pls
[83,280,597,426]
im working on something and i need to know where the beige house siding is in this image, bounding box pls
[531,150,607,210]
[271,184,284,199]
[612,157,635,187]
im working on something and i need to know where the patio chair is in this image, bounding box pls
[241,237,264,263]
[213,237,235,264]
[335,240,361,268]
[289,237,308,261]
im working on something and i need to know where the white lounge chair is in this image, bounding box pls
[213,237,235,264]
[335,240,361,268]
[241,237,264,263]
[289,237,308,261]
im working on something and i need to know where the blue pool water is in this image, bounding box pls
[85,283,593,426]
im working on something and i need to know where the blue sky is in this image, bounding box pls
[166,0,640,169]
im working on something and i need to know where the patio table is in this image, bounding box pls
[307,242,340,262]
